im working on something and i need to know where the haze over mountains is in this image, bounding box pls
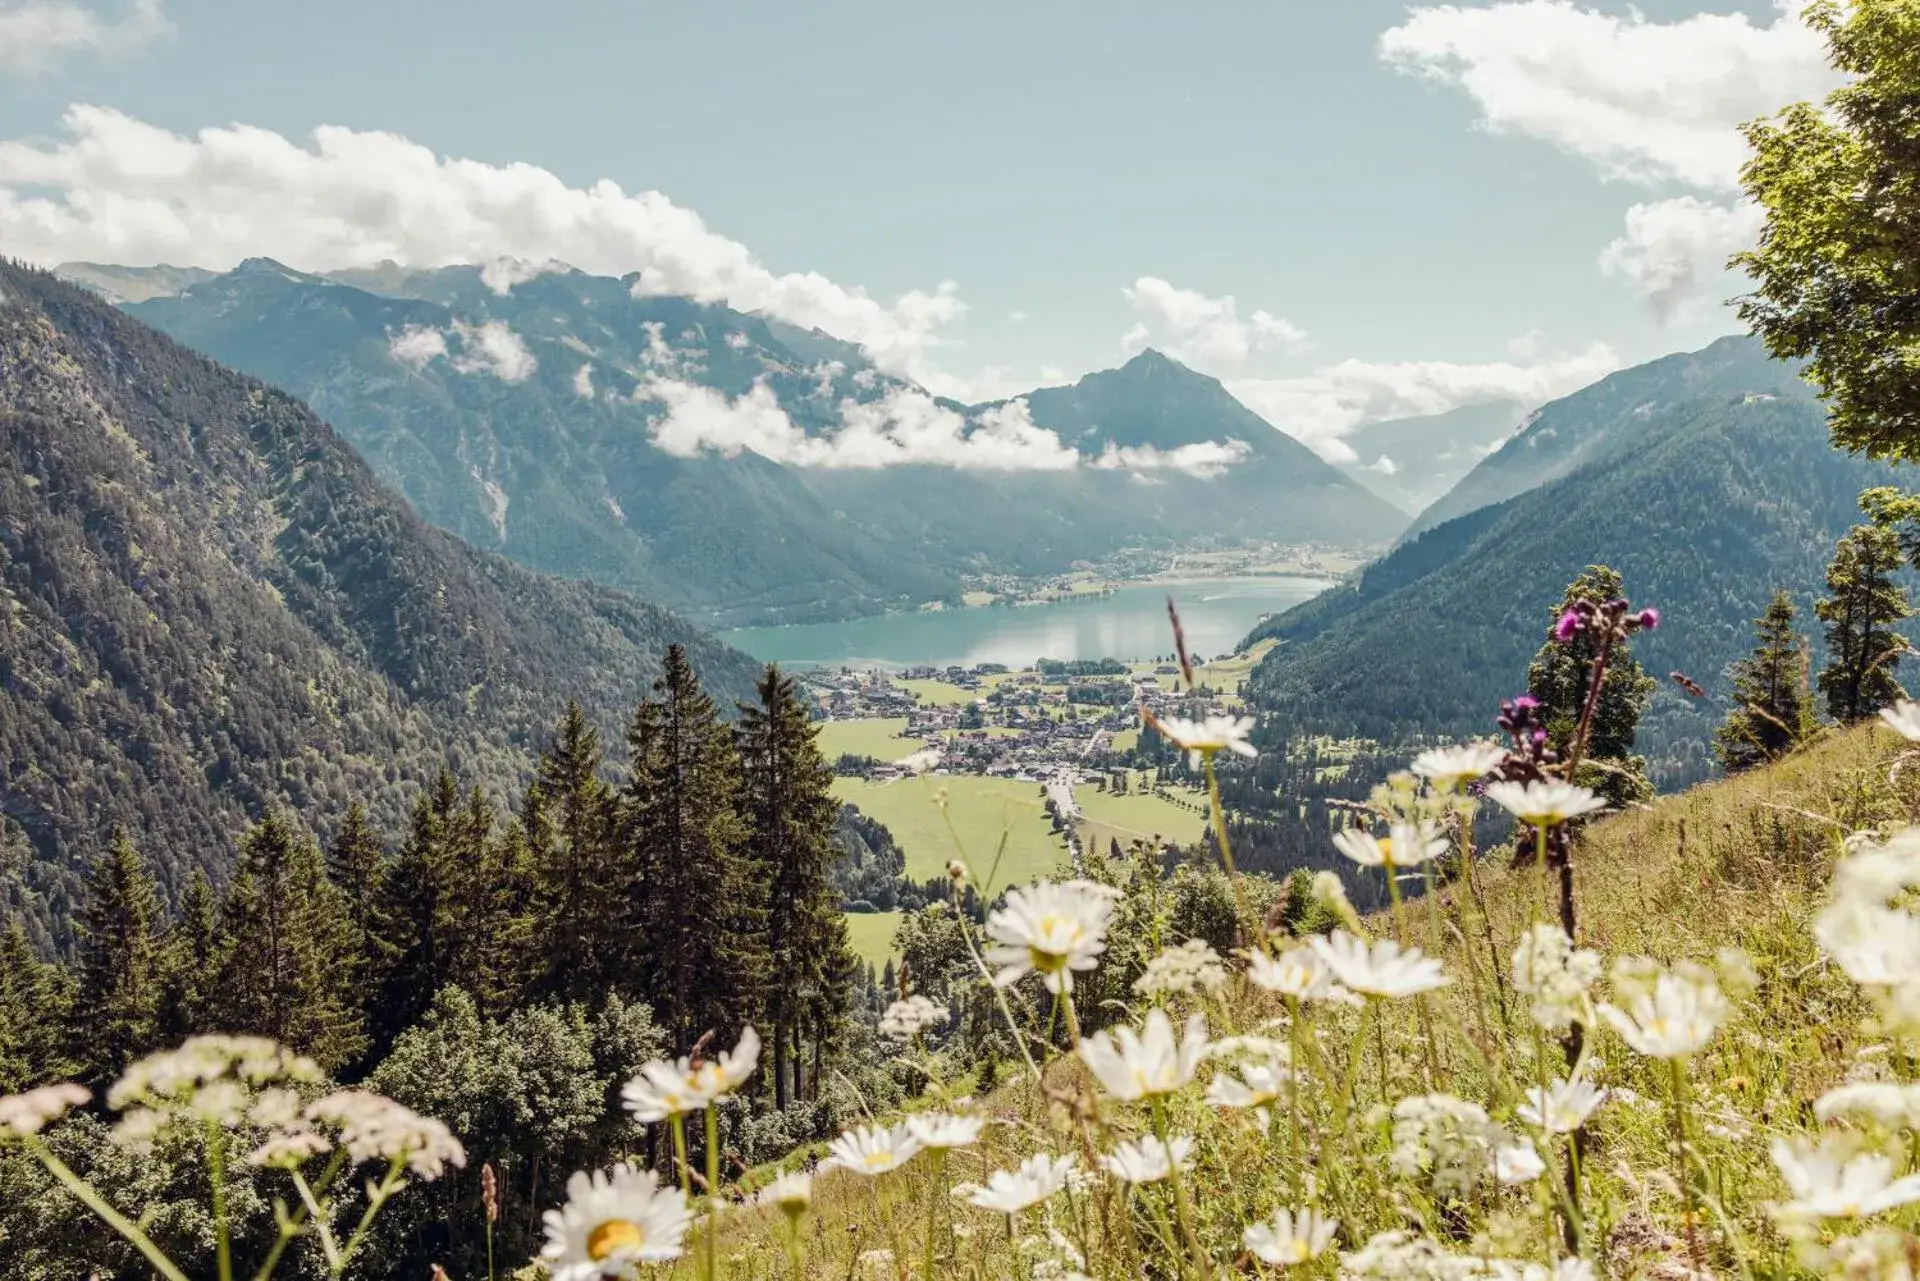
[62,259,1402,627]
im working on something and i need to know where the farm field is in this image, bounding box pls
[829,774,1071,886]
[814,717,928,762]
[1074,785,1208,856]
[842,910,903,969]
[894,678,979,707]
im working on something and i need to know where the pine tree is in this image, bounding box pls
[0,920,75,1091]
[1817,524,1912,723]
[1526,565,1657,804]
[156,868,225,1039]
[737,665,854,1106]
[213,812,367,1071]
[70,831,164,1085]
[626,645,767,1054]
[1716,591,1813,771]
[368,772,463,1049]
[527,702,621,1002]
[326,802,386,996]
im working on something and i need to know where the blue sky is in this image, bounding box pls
[0,0,1835,456]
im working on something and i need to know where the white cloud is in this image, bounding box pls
[642,382,1081,472]
[1598,196,1764,319]
[1368,455,1400,476]
[1228,342,1621,463]
[479,255,566,295]
[572,363,595,398]
[1009,310,1028,323]
[385,319,535,382]
[1090,439,1252,479]
[0,106,965,382]
[1378,0,1835,191]
[449,319,537,382]
[0,0,168,74]
[388,324,448,370]
[1121,277,1310,366]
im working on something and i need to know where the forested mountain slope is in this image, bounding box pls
[1400,336,1813,542]
[106,262,1398,624]
[1245,384,1909,786]
[0,262,758,943]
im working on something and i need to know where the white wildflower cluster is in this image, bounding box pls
[1510,924,1602,1033]
[0,1083,90,1140]
[1249,944,1353,1003]
[878,994,948,1039]
[621,1025,760,1121]
[304,1090,466,1179]
[1205,1038,1292,1113]
[1411,740,1506,791]
[1099,1133,1192,1185]
[1133,938,1229,998]
[1817,828,1920,1034]
[106,1035,328,1152]
[1244,1207,1339,1266]
[1389,1093,1516,1197]
[1342,1231,1592,1281]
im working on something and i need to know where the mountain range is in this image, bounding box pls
[0,261,760,947]
[57,259,1402,627]
[1242,335,1904,787]
[1337,400,1529,515]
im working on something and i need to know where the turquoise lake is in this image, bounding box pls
[722,576,1332,669]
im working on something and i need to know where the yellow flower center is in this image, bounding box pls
[588,1218,646,1261]
[1377,837,1394,862]
[1285,1241,1312,1263]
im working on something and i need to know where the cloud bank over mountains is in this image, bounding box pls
[1381,0,1839,317]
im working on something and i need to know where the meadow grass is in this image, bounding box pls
[828,774,1072,884]
[895,679,980,708]
[1075,784,1208,854]
[816,718,929,763]
[677,721,1920,1280]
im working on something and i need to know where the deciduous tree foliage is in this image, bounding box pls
[1737,0,1920,460]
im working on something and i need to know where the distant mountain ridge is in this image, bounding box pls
[1338,400,1529,515]
[1400,336,1808,541]
[0,261,759,945]
[1243,340,1903,788]
[62,259,1404,626]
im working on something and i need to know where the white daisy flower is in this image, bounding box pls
[1099,1134,1193,1185]
[1333,821,1448,869]
[966,1153,1077,1214]
[541,1164,692,1278]
[758,1171,812,1218]
[1484,780,1606,827]
[1248,945,1347,1002]
[823,1124,923,1176]
[1133,938,1229,997]
[1816,1082,1920,1128]
[1078,1010,1210,1101]
[1879,701,1920,741]
[905,1112,985,1150]
[1598,968,1728,1059]
[1206,1055,1291,1111]
[984,880,1116,994]
[1151,713,1257,768]
[1554,1260,1597,1281]
[1518,1078,1608,1134]
[1410,741,1507,790]
[1771,1136,1920,1219]
[621,1026,761,1122]
[1495,1141,1546,1185]
[1309,931,1450,1000]
[1243,1207,1339,1266]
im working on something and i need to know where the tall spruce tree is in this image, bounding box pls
[213,812,367,1071]
[70,831,164,1085]
[156,868,225,1040]
[737,665,854,1107]
[626,645,767,1053]
[368,771,463,1049]
[326,802,387,997]
[1716,591,1813,771]
[1817,524,1912,723]
[1526,566,1657,804]
[527,702,622,1002]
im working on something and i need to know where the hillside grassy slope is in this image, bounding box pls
[689,721,1916,1278]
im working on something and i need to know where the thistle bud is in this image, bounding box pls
[481,1161,499,1224]
[947,858,968,882]
[1553,610,1583,643]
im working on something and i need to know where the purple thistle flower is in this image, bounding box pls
[1554,610,1583,643]
[1636,608,1660,631]
[1511,695,1540,711]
